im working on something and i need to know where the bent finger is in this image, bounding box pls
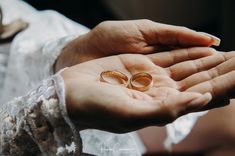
[180,56,235,90]
[170,51,235,81]
[133,91,211,126]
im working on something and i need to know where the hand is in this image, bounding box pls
[176,51,235,109]
[60,47,216,133]
[55,20,220,72]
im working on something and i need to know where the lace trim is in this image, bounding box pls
[0,74,81,155]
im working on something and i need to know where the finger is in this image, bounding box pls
[197,98,230,112]
[185,71,235,110]
[148,47,216,67]
[169,51,235,81]
[133,91,211,126]
[186,70,235,99]
[180,56,235,91]
[145,22,220,47]
[160,92,212,124]
[186,70,235,96]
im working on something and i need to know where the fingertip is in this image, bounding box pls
[199,32,221,46]
[203,92,213,101]
[187,92,212,110]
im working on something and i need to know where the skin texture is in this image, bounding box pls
[55,20,218,72]
[60,48,235,133]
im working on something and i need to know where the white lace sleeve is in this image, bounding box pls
[1,34,78,102]
[0,74,83,155]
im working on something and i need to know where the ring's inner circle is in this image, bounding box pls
[132,76,152,88]
[101,71,128,85]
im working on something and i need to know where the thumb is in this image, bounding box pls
[163,92,212,121]
[132,91,212,126]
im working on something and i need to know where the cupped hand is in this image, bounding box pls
[60,47,216,133]
[55,20,220,71]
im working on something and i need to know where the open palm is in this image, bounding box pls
[61,47,222,133]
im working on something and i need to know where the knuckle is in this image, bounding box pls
[209,79,218,97]
[177,81,186,91]
[209,68,219,79]
[168,66,177,80]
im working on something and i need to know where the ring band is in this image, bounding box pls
[100,70,128,85]
[129,72,153,92]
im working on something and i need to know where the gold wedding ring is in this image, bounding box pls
[129,72,153,92]
[100,70,129,85]
[100,70,153,92]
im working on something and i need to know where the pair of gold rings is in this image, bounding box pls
[100,70,153,92]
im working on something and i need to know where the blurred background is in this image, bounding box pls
[24,0,235,52]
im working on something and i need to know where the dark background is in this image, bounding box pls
[25,0,235,51]
[24,0,235,52]
[24,0,116,28]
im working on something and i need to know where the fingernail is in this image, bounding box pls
[199,32,221,46]
[188,92,212,109]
